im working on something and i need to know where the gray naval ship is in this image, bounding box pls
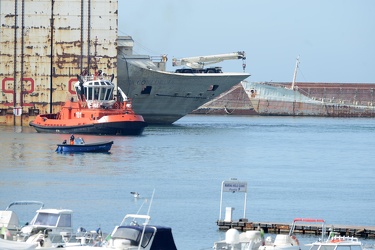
[117,36,250,125]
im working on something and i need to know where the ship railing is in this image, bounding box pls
[328,235,359,242]
[295,87,375,108]
[261,82,375,109]
[151,55,168,62]
[81,74,113,82]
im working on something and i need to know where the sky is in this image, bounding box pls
[118,0,375,83]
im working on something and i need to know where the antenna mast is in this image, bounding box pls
[291,56,300,90]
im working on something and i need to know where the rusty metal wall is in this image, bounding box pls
[0,0,118,126]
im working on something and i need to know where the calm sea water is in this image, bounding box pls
[1,115,375,250]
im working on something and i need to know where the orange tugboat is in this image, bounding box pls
[29,72,147,135]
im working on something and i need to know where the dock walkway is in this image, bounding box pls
[217,220,375,239]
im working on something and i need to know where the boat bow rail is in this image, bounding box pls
[289,218,326,236]
[0,201,45,232]
[5,201,45,211]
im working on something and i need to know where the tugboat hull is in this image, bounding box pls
[30,120,146,135]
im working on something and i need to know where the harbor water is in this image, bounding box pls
[1,115,375,249]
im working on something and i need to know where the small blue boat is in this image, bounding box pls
[56,136,113,153]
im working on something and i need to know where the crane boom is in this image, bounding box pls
[172,51,246,69]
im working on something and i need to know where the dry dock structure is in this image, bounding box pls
[0,0,118,126]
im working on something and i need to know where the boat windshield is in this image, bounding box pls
[112,227,153,247]
[33,213,71,227]
[75,138,85,145]
[83,81,114,102]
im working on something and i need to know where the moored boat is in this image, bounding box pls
[29,73,147,135]
[64,213,178,250]
[307,235,365,250]
[0,201,74,248]
[104,213,177,250]
[243,81,375,117]
[117,39,251,124]
[259,218,326,250]
[242,57,375,117]
[0,201,45,241]
[56,136,113,153]
[213,228,264,250]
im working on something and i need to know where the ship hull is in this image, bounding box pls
[29,98,147,136]
[242,82,375,117]
[191,83,257,115]
[117,55,250,124]
[30,120,146,135]
[56,141,114,153]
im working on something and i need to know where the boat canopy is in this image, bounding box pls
[113,225,177,250]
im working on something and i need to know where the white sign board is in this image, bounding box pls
[222,181,247,193]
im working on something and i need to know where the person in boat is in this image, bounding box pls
[70,134,75,145]
[62,140,67,144]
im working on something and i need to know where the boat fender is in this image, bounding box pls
[330,239,342,243]
[291,235,299,245]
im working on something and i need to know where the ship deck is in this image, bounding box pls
[193,82,375,115]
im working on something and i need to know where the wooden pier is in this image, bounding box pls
[217,220,375,239]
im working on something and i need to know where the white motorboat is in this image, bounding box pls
[0,201,89,249]
[260,234,300,250]
[0,201,45,240]
[105,213,177,250]
[20,208,74,241]
[307,235,364,250]
[213,228,264,250]
[65,213,178,250]
[259,218,326,250]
